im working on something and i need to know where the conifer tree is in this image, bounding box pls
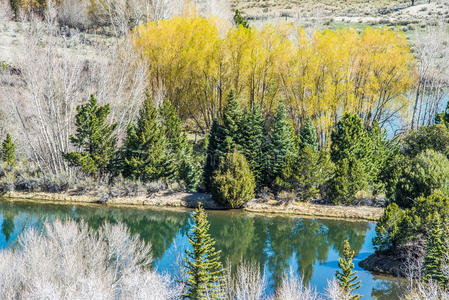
[204,119,224,192]
[240,105,265,184]
[424,213,448,286]
[1,133,16,167]
[184,203,224,299]
[336,239,361,300]
[122,97,174,182]
[300,118,318,151]
[63,95,117,176]
[211,150,256,208]
[221,90,242,152]
[159,100,188,158]
[264,102,295,184]
[233,9,249,28]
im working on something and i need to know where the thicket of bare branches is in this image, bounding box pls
[0,14,148,175]
[0,0,12,20]
[411,21,449,129]
[0,220,181,299]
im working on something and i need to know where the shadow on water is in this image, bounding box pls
[0,199,405,299]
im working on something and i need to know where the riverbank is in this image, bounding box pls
[1,191,384,221]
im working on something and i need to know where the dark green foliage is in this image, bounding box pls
[329,113,372,202]
[394,149,449,208]
[159,100,188,159]
[239,105,265,185]
[328,157,368,205]
[335,239,361,300]
[275,147,333,202]
[122,97,174,182]
[423,213,448,286]
[374,192,449,253]
[233,9,249,28]
[204,119,224,192]
[180,156,202,193]
[264,102,295,185]
[184,203,224,299]
[10,0,20,19]
[402,125,449,158]
[63,95,117,176]
[300,118,318,151]
[373,203,406,252]
[221,90,243,152]
[2,133,16,167]
[211,150,256,208]
[367,121,392,193]
[435,101,449,129]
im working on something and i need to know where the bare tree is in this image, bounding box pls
[0,220,181,299]
[411,22,449,129]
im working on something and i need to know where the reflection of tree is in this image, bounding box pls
[0,201,375,296]
[209,214,267,273]
[2,211,16,242]
[324,220,370,256]
[371,279,406,300]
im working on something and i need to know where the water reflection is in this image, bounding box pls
[0,200,403,299]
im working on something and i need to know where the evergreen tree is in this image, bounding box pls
[159,100,188,158]
[211,150,256,208]
[336,239,361,300]
[204,119,224,192]
[329,113,372,202]
[180,156,201,193]
[300,118,318,151]
[63,95,117,176]
[264,102,295,184]
[221,90,243,152]
[122,97,174,182]
[240,105,265,185]
[233,9,249,28]
[184,203,224,299]
[1,133,16,167]
[435,101,449,129]
[424,213,448,286]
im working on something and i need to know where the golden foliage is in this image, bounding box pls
[133,17,416,139]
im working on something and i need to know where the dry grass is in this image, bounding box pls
[245,199,384,221]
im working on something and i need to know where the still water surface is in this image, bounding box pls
[0,200,404,299]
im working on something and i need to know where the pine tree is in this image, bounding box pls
[211,150,256,208]
[336,239,361,300]
[63,95,117,177]
[233,9,249,28]
[184,203,224,299]
[221,90,242,152]
[240,105,265,185]
[1,133,16,167]
[264,101,295,184]
[204,119,224,192]
[122,97,174,182]
[159,100,188,158]
[300,117,318,151]
[424,213,448,286]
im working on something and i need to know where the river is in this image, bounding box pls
[0,199,404,299]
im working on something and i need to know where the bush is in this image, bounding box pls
[374,192,449,252]
[0,220,181,299]
[211,150,256,208]
[394,149,449,208]
[401,125,449,158]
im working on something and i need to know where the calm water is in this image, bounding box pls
[0,199,404,299]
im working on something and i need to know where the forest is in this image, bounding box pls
[0,0,449,299]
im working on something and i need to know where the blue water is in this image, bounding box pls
[0,199,404,299]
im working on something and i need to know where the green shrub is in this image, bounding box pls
[395,149,449,208]
[1,133,16,168]
[374,191,449,252]
[275,146,333,202]
[373,203,406,252]
[402,124,449,158]
[211,150,256,208]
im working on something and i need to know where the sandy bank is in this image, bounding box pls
[1,191,384,221]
